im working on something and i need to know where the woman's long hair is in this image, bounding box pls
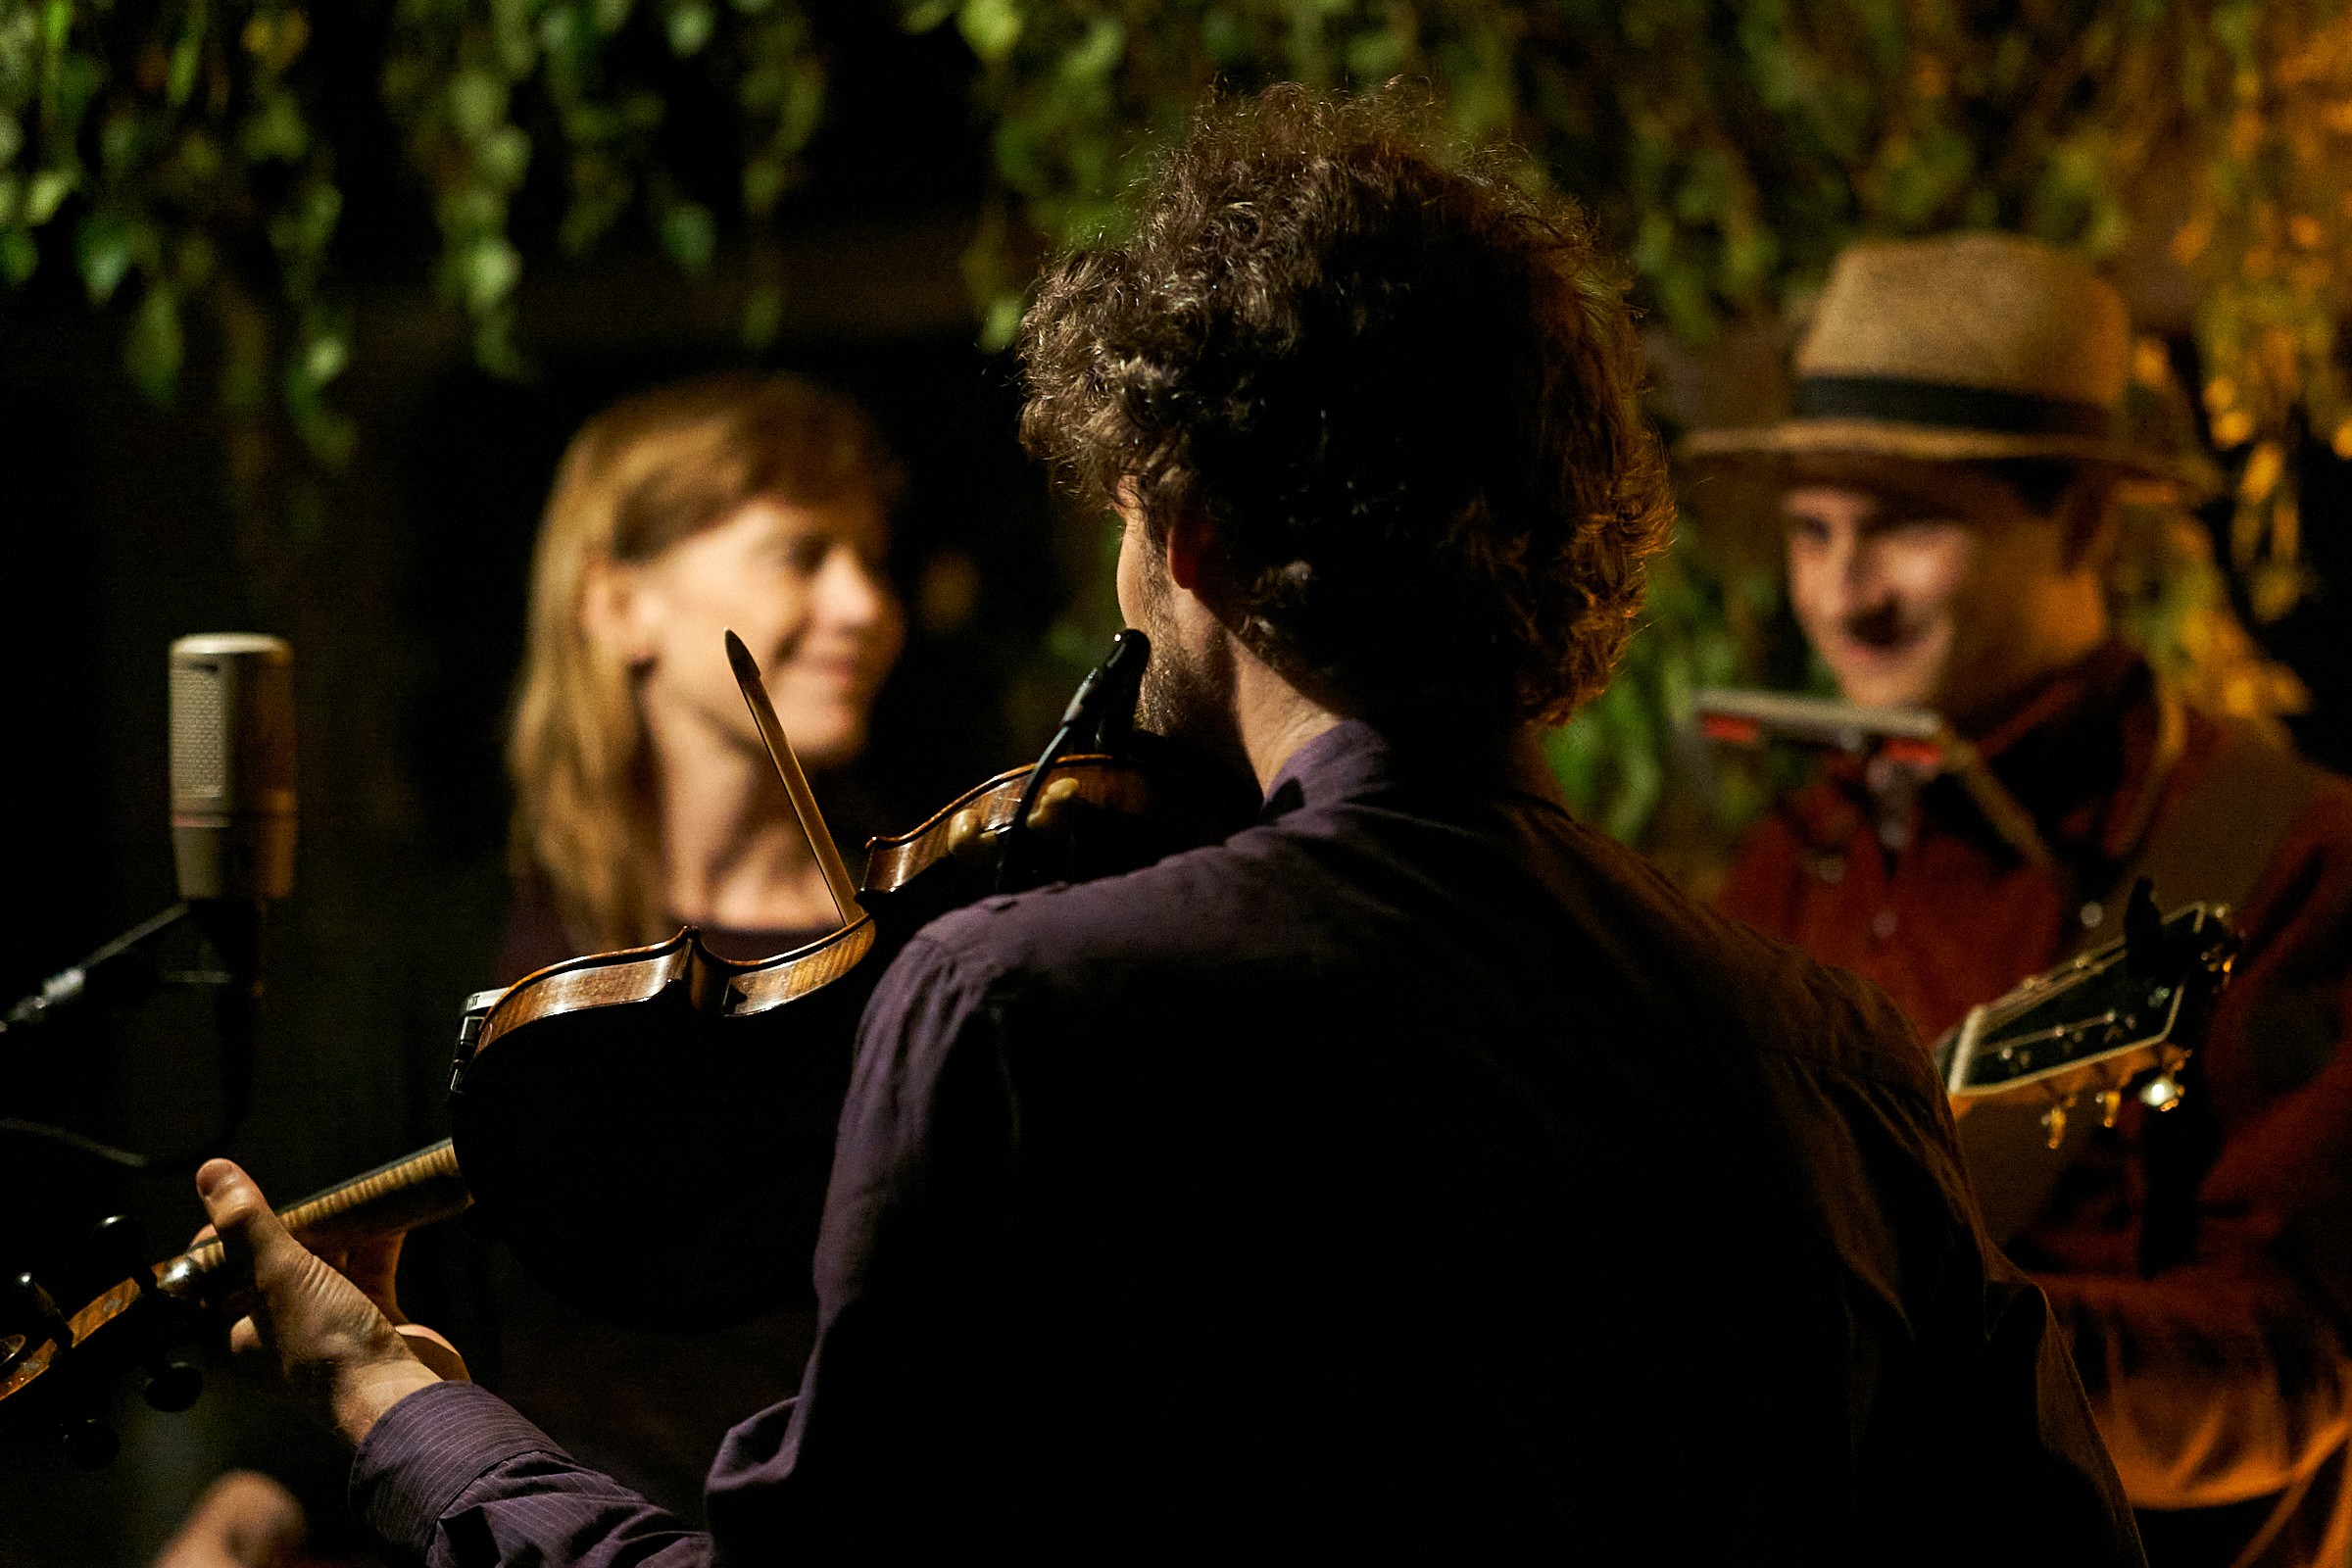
[509,371,901,952]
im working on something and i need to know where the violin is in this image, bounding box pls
[0,630,1255,1459]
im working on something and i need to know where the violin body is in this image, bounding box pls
[450,735,1254,1330]
[449,920,878,1329]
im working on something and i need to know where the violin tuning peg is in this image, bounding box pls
[946,808,989,863]
[8,1271,74,1349]
[1032,774,1085,829]
[60,1414,119,1469]
[84,1213,146,1282]
[143,1359,203,1413]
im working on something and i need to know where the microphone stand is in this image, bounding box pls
[1,899,264,1168]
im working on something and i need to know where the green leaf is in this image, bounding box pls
[168,22,203,109]
[958,0,1023,63]
[24,167,71,224]
[1060,15,1124,81]
[978,289,1022,353]
[448,73,508,143]
[659,200,715,271]
[666,2,714,56]
[241,92,311,164]
[0,225,36,284]
[303,331,348,386]
[741,279,783,348]
[477,123,532,187]
[126,285,184,402]
[742,153,789,214]
[463,235,521,313]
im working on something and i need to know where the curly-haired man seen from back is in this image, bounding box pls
[185,85,2138,1563]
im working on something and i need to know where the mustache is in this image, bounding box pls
[1836,600,1916,650]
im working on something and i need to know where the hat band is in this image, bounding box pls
[1793,375,2112,440]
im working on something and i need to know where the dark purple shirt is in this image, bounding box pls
[356,720,2139,1562]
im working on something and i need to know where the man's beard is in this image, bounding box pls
[1130,557,1248,775]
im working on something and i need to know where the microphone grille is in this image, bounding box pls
[171,659,227,799]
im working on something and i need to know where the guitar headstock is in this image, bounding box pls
[1941,890,2238,1147]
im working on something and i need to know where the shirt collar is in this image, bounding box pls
[1260,718,1564,821]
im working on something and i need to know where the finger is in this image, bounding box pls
[187,1223,218,1249]
[195,1161,306,1293]
[226,1314,261,1359]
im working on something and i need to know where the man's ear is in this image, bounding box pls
[1162,506,1215,595]
[2055,479,2122,574]
[579,556,658,667]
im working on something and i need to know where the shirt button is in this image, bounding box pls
[1871,907,1898,942]
[2079,901,2105,930]
[1813,855,1846,885]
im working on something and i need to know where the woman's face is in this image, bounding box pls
[594,492,903,770]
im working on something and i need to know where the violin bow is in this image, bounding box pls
[724,629,867,929]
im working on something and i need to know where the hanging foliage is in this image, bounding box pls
[901,0,2343,836]
[0,0,824,453]
[909,1,2352,605]
[3,1,2344,843]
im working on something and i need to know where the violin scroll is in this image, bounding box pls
[0,1148,472,1464]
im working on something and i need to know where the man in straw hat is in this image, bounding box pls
[1690,231,2352,1566]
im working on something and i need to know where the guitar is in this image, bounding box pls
[1937,886,2239,1244]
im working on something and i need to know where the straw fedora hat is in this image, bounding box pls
[1684,233,2191,487]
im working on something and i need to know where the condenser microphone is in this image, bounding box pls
[169,634,293,1129]
[170,634,296,905]
[0,636,294,1110]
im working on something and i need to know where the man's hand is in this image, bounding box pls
[195,1159,442,1447]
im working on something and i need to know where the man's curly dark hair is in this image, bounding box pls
[1018,83,1675,726]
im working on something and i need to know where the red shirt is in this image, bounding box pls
[1721,646,2352,1558]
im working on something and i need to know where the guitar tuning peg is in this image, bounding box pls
[2123,876,2164,979]
[2139,1073,2185,1112]
[2039,1102,2069,1151]
[143,1359,203,1413]
[59,1413,119,1469]
[2097,1089,2125,1129]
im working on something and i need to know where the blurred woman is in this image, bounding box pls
[488,370,905,1516]
[501,369,904,979]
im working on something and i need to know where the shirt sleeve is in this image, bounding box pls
[351,1380,716,1568]
[345,930,1006,1564]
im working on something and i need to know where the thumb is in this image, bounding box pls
[196,1159,303,1293]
